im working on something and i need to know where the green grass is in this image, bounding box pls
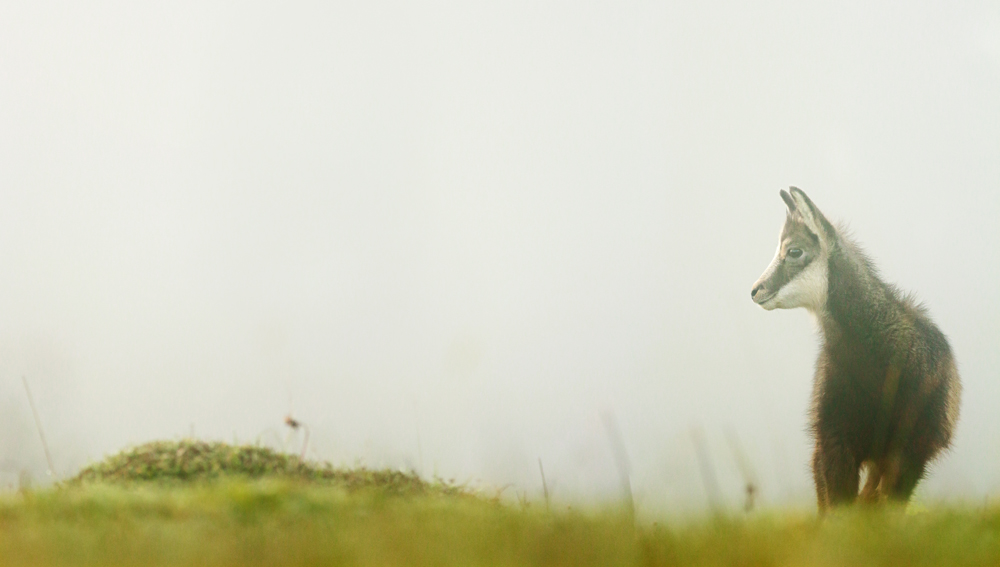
[2,482,999,566]
[67,439,463,497]
[0,440,993,566]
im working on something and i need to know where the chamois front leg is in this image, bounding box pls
[815,438,859,509]
[811,443,829,512]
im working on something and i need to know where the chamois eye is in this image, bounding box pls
[788,248,803,259]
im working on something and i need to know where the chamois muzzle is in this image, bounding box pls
[751,259,780,308]
[750,281,775,306]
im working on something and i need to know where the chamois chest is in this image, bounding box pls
[814,329,897,453]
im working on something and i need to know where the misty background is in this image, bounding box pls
[0,1,997,513]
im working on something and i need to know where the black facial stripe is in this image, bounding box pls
[797,252,815,271]
[768,261,793,293]
[767,251,815,294]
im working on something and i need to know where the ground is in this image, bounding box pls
[0,440,994,566]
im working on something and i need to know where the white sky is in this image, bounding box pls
[0,1,998,512]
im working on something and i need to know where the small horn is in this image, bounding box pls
[780,189,796,211]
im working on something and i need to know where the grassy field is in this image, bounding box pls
[0,440,996,566]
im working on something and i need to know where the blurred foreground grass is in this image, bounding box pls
[0,440,995,566]
[3,482,1000,567]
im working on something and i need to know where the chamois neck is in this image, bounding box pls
[819,238,899,352]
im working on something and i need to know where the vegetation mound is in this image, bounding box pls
[68,439,460,497]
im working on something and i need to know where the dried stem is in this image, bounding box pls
[22,375,55,477]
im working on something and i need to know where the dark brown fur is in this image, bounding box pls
[757,188,961,511]
[812,235,959,509]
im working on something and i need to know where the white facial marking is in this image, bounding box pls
[771,255,829,313]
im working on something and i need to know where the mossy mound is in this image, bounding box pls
[68,440,461,497]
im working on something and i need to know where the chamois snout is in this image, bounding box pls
[750,266,780,308]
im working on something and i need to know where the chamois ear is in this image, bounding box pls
[788,187,836,240]
[780,189,796,212]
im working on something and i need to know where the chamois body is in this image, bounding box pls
[751,188,960,511]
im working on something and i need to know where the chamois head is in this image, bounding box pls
[751,187,837,313]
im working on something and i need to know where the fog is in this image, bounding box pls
[0,1,997,512]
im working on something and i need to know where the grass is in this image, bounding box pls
[66,439,463,497]
[0,440,994,566]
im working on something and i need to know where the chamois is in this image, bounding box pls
[751,187,960,511]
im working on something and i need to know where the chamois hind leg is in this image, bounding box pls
[816,438,859,507]
[858,461,882,504]
[881,452,928,503]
